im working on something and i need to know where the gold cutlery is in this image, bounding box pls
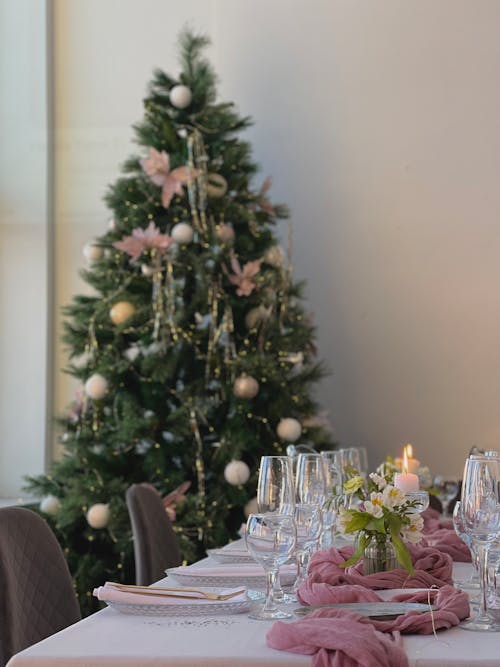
[107,582,245,601]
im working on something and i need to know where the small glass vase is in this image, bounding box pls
[363,536,397,574]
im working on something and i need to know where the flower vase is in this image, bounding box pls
[363,536,397,574]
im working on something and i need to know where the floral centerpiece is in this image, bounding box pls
[337,460,424,574]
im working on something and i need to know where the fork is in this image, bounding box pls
[107,582,245,601]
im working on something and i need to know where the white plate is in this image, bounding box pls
[206,548,254,564]
[166,565,296,590]
[105,597,251,616]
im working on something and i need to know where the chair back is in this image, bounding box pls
[126,484,182,585]
[0,507,81,667]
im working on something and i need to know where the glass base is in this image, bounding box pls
[461,617,500,632]
[246,589,265,601]
[248,607,293,620]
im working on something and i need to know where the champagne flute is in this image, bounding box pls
[245,513,296,620]
[293,503,323,591]
[295,453,326,507]
[257,456,295,515]
[460,455,500,631]
[452,500,479,589]
[320,451,344,547]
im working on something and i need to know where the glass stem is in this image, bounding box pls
[263,568,278,613]
[475,541,490,619]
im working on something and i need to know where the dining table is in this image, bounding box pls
[6,547,500,667]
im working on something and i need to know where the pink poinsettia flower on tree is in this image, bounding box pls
[225,251,262,297]
[140,147,197,208]
[113,221,174,262]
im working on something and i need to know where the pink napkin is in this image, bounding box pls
[267,613,409,667]
[421,508,453,533]
[307,545,453,589]
[297,583,469,634]
[93,584,247,606]
[267,585,469,667]
[422,529,472,563]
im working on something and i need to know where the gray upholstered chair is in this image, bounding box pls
[126,483,182,586]
[0,506,81,667]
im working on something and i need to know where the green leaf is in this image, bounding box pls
[345,512,372,533]
[391,534,414,574]
[341,533,369,568]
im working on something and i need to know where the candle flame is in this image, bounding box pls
[405,443,413,459]
[403,448,409,474]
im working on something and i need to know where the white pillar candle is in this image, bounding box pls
[394,448,420,493]
[394,471,420,493]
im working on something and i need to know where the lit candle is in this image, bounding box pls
[394,449,420,493]
[404,444,420,474]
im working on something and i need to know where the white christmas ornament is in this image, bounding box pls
[83,241,104,263]
[110,301,135,325]
[244,496,259,517]
[264,245,285,267]
[171,222,194,244]
[40,495,61,516]
[206,173,228,198]
[84,373,109,400]
[224,460,250,486]
[215,223,235,244]
[141,263,155,277]
[233,375,259,399]
[277,418,302,442]
[169,84,192,109]
[86,503,110,529]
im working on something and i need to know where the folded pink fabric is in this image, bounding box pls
[267,613,409,667]
[93,584,247,606]
[307,545,453,590]
[422,528,472,563]
[268,584,468,667]
[297,583,469,634]
[421,508,453,533]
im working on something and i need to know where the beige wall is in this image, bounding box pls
[52,0,500,479]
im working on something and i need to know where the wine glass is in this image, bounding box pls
[257,456,295,602]
[293,503,323,591]
[245,513,296,620]
[452,500,479,589]
[320,451,344,547]
[295,453,326,506]
[338,447,362,474]
[433,475,459,515]
[460,455,500,631]
[257,456,295,515]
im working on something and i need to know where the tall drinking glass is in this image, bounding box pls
[293,503,323,591]
[295,453,326,506]
[257,455,295,602]
[320,451,344,547]
[257,456,295,515]
[460,455,500,631]
[245,513,296,620]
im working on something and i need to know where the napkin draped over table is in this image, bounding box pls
[420,508,472,563]
[306,544,453,589]
[268,585,469,667]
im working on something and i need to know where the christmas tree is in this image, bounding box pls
[26,31,332,615]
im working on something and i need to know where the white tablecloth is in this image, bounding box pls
[7,562,500,667]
